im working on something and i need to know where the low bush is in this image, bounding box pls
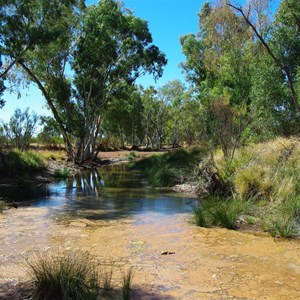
[132,147,207,187]
[53,168,70,179]
[27,250,110,300]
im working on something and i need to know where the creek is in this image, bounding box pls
[1,164,300,299]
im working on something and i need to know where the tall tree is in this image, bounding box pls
[72,0,166,161]
[1,0,166,162]
[228,0,300,115]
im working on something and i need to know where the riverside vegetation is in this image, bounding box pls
[131,137,300,238]
[27,250,133,300]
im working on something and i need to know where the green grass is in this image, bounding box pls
[0,200,6,213]
[132,147,207,187]
[122,267,134,300]
[200,138,300,237]
[0,150,45,176]
[128,151,138,161]
[53,167,70,179]
[27,250,108,300]
[194,197,252,229]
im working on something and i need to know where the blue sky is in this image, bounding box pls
[1,0,280,122]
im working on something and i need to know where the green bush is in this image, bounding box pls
[53,168,70,179]
[132,147,207,187]
[27,250,108,300]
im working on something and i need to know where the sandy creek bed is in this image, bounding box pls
[1,166,300,299]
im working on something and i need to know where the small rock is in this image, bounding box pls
[161,251,175,255]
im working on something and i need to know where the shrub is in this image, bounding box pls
[132,147,207,187]
[27,250,107,300]
[53,168,70,179]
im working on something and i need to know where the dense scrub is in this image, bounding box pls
[196,138,300,237]
[131,147,208,187]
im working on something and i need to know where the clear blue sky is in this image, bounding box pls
[1,0,280,122]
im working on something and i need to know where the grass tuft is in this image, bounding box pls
[122,267,134,300]
[128,151,138,161]
[194,197,252,229]
[53,168,70,179]
[0,200,7,213]
[27,250,104,300]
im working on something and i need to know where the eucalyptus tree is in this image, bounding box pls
[228,0,300,126]
[71,0,166,161]
[181,1,253,158]
[102,85,145,148]
[2,108,39,151]
[1,0,166,162]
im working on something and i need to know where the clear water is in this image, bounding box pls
[0,164,197,220]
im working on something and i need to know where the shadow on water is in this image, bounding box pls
[1,164,197,220]
[0,181,49,203]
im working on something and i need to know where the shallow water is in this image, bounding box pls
[1,164,300,299]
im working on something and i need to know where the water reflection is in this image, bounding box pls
[0,181,49,202]
[2,164,197,220]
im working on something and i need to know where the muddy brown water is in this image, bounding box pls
[1,165,300,299]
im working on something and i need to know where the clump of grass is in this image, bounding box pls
[38,150,66,161]
[194,197,252,229]
[53,168,70,179]
[263,196,300,238]
[0,150,45,176]
[122,267,134,300]
[27,250,106,300]
[0,200,7,213]
[149,167,177,187]
[128,151,138,161]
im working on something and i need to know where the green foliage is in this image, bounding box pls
[264,196,300,238]
[133,147,207,187]
[0,200,7,213]
[127,151,138,161]
[2,108,39,151]
[0,150,44,176]
[53,168,70,179]
[194,197,252,229]
[38,116,64,148]
[122,268,134,300]
[27,250,105,300]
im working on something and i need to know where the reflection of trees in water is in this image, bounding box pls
[65,169,104,197]
[65,165,141,198]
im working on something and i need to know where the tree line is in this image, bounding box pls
[1,0,299,163]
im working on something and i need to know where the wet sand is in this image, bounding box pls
[1,206,300,299]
